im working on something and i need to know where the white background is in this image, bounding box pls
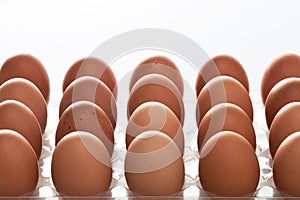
[0,0,299,94]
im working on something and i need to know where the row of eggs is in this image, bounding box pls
[262,54,300,196]
[126,57,185,195]
[195,55,259,196]
[0,54,50,195]
[0,53,299,197]
[52,57,118,195]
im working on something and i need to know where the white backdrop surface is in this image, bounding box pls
[0,0,299,93]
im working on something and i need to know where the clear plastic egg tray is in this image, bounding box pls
[11,85,287,200]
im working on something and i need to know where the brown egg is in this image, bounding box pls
[0,54,50,104]
[52,131,112,196]
[0,100,42,158]
[198,103,256,151]
[125,131,184,195]
[62,57,118,99]
[273,131,300,196]
[199,131,259,196]
[0,129,38,196]
[129,55,184,95]
[128,74,184,124]
[196,76,253,125]
[126,101,184,153]
[59,76,117,129]
[261,53,300,104]
[56,101,114,156]
[0,78,47,132]
[269,102,300,158]
[196,55,249,96]
[265,77,300,129]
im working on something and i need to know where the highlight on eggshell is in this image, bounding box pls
[125,131,184,195]
[56,101,114,156]
[51,131,112,196]
[0,100,42,158]
[129,55,184,96]
[196,75,253,126]
[196,54,249,96]
[0,54,50,104]
[126,101,184,153]
[265,77,300,129]
[0,78,48,132]
[261,53,300,104]
[63,57,118,99]
[198,103,256,152]
[273,131,300,196]
[199,131,260,197]
[0,129,39,196]
[269,102,300,158]
[59,76,117,129]
[125,130,183,173]
[128,73,185,124]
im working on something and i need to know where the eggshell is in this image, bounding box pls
[273,131,300,196]
[0,78,47,132]
[196,55,249,96]
[62,57,118,99]
[0,129,38,196]
[125,131,184,195]
[128,74,184,124]
[0,100,42,158]
[269,102,300,158]
[199,131,260,196]
[51,131,112,196]
[265,77,300,129]
[59,76,117,129]
[56,101,114,156]
[198,103,256,151]
[129,55,184,96]
[196,76,253,125]
[261,53,300,104]
[126,102,184,153]
[0,54,50,103]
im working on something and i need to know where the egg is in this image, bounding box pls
[0,100,42,158]
[126,101,184,153]
[59,76,117,129]
[265,77,300,129]
[198,103,256,151]
[273,131,300,196]
[269,102,300,158]
[261,53,300,104]
[56,101,114,156]
[0,54,50,104]
[0,129,38,196]
[196,76,253,125]
[125,131,184,195]
[128,74,184,124]
[129,55,184,96]
[0,78,47,132]
[199,131,259,196]
[51,131,112,196]
[62,57,118,99]
[196,55,249,96]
